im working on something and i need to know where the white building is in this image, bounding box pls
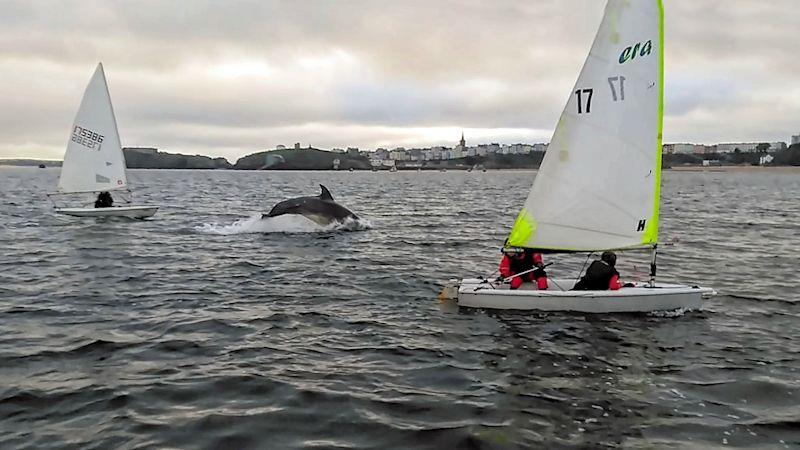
[518,144,534,154]
[769,142,787,151]
[390,149,408,161]
[663,143,706,154]
[792,134,800,145]
[714,143,759,153]
[532,143,548,153]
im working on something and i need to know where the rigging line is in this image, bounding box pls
[576,252,594,284]
[549,278,567,292]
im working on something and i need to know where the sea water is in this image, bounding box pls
[1,167,798,448]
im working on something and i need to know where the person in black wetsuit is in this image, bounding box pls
[94,191,113,208]
[573,251,624,291]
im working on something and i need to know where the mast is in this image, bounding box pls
[649,244,658,286]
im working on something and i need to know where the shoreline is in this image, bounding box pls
[667,165,800,173]
[3,163,799,172]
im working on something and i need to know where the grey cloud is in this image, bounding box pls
[0,0,798,160]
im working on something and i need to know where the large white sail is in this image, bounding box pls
[58,63,127,193]
[507,0,663,252]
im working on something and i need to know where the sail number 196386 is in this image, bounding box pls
[71,126,104,150]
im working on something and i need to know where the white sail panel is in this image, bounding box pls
[507,0,663,251]
[58,63,127,193]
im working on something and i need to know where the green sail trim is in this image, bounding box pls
[506,208,537,248]
[642,0,664,246]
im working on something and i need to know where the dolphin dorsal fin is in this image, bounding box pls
[319,184,334,201]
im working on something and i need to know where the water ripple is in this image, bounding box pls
[0,167,799,448]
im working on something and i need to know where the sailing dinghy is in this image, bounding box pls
[49,63,158,219]
[441,0,714,313]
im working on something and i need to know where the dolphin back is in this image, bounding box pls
[264,197,314,218]
[319,184,334,201]
[262,186,358,225]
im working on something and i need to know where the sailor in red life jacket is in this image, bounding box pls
[499,248,548,290]
[573,251,625,291]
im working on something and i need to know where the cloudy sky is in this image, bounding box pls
[1,0,798,162]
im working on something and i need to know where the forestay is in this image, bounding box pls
[507,0,663,252]
[58,63,127,193]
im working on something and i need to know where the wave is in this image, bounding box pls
[195,213,372,235]
[648,307,694,318]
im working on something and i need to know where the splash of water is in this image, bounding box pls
[196,213,372,235]
[648,307,692,318]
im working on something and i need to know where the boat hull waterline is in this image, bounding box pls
[55,206,158,219]
[444,279,715,313]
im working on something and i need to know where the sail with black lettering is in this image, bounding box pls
[58,63,127,193]
[507,0,663,252]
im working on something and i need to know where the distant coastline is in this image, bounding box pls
[3,143,799,170]
[667,165,800,172]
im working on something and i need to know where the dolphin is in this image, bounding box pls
[262,184,359,226]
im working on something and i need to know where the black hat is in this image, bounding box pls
[601,251,617,266]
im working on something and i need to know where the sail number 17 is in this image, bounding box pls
[574,89,593,114]
[575,76,627,114]
[608,76,626,101]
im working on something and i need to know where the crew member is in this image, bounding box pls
[573,251,624,291]
[95,191,113,208]
[499,248,548,290]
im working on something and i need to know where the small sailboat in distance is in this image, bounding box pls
[49,63,158,219]
[441,0,714,312]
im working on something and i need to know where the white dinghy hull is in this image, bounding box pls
[55,205,158,219]
[451,279,714,313]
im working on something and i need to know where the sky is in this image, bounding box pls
[1,0,798,162]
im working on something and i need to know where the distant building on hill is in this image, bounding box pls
[714,143,760,153]
[662,143,709,154]
[792,134,800,145]
[390,148,408,161]
[769,142,787,151]
[373,148,389,160]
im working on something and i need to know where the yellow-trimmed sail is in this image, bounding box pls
[507,0,663,252]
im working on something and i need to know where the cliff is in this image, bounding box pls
[123,147,232,169]
[234,148,371,170]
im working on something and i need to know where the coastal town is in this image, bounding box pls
[238,132,800,170]
[5,132,799,170]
